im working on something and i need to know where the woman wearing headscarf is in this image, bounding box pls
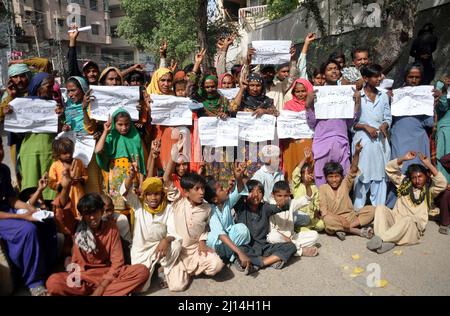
[281,78,314,180]
[233,73,278,177]
[98,67,124,86]
[146,67,179,171]
[218,73,235,89]
[4,73,58,200]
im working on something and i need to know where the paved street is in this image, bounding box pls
[3,133,449,297]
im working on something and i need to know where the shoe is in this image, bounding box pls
[233,258,245,272]
[336,231,346,241]
[270,260,285,269]
[367,235,383,251]
[439,225,449,235]
[30,286,48,296]
[376,242,396,254]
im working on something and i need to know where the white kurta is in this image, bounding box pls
[121,182,182,292]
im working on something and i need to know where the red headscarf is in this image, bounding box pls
[218,73,235,88]
[283,78,314,112]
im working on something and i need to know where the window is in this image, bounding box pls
[90,0,97,11]
[110,25,118,38]
[57,19,64,27]
[91,24,99,35]
[66,0,85,5]
[80,15,86,27]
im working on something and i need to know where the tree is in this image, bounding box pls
[117,0,198,66]
[267,0,299,21]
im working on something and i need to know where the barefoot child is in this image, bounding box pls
[49,137,87,217]
[267,181,320,258]
[204,162,252,273]
[163,137,224,291]
[234,180,297,270]
[121,156,182,292]
[368,152,447,253]
[319,141,375,240]
[46,193,149,296]
[291,148,324,232]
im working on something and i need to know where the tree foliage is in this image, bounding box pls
[266,0,299,20]
[117,0,198,65]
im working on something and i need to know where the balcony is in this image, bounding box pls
[238,5,268,29]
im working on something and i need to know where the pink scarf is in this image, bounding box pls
[218,73,234,88]
[283,78,314,112]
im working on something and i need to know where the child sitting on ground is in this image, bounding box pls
[204,162,253,273]
[252,145,285,203]
[120,153,182,292]
[291,148,324,232]
[46,193,149,296]
[319,141,375,240]
[234,179,297,271]
[162,135,224,291]
[267,180,320,257]
[367,152,447,253]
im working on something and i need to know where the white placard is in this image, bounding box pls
[314,85,355,119]
[56,131,96,168]
[198,117,239,147]
[391,85,434,117]
[150,95,193,126]
[251,40,292,65]
[4,98,58,133]
[218,88,240,100]
[68,26,92,33]
[277,110,314,139]
[379,78,394,89]
[89,86,140,121]
[236,111,276,142]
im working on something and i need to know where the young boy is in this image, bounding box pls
[46,193,149,296]
[234,180,297,270]
[319,141,375,240]
[368,152,447,253]
[163,139,224,291]
[204,162,253,273]
[0,137,57,296]
[352,64,392,211]
[252,145,284,203]
[267,181,320,257]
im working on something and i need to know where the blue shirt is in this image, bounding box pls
[352,88,392,182]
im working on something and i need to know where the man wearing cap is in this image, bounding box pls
[252,145,285,203]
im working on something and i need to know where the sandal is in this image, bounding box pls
[30,286,49,296]
[439,225,450,235]
[376,242,396,254]
[270,260,285,270]
[233,258,245,272]
[367,235,383,251]
[302,246,319,257]
[336,231,346,241]
[360,227,374,239]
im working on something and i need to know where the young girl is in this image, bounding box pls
[310,67,326,86]
[291,149,324,232]
[95,108,146,211]
[368,152,447,253]
[63,76,91,135]
[281,78,314,180]
[49,137,87,217]
[218,73,235,89]
[306,60,361,185]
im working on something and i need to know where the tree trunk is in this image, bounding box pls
[374,0,421,74]
[197,0,211,68]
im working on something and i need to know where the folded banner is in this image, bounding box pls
[277,110,314,139]
[251,40,292,65]
[314,85,356,119]
[392,85,434,117]
[218,88,240,100]
[150,95,193,126]
[4,97,58,133]
[56,131,96,168]
[198,117,239,147]
[89,85,140,121]
[236,111,276,142]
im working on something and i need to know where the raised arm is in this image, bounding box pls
[349,140,363,175]
[163,133,184,186]
[95,117,112,154]
[216,36,234,75]
[146,140,161,178]
[68,25,83,77]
